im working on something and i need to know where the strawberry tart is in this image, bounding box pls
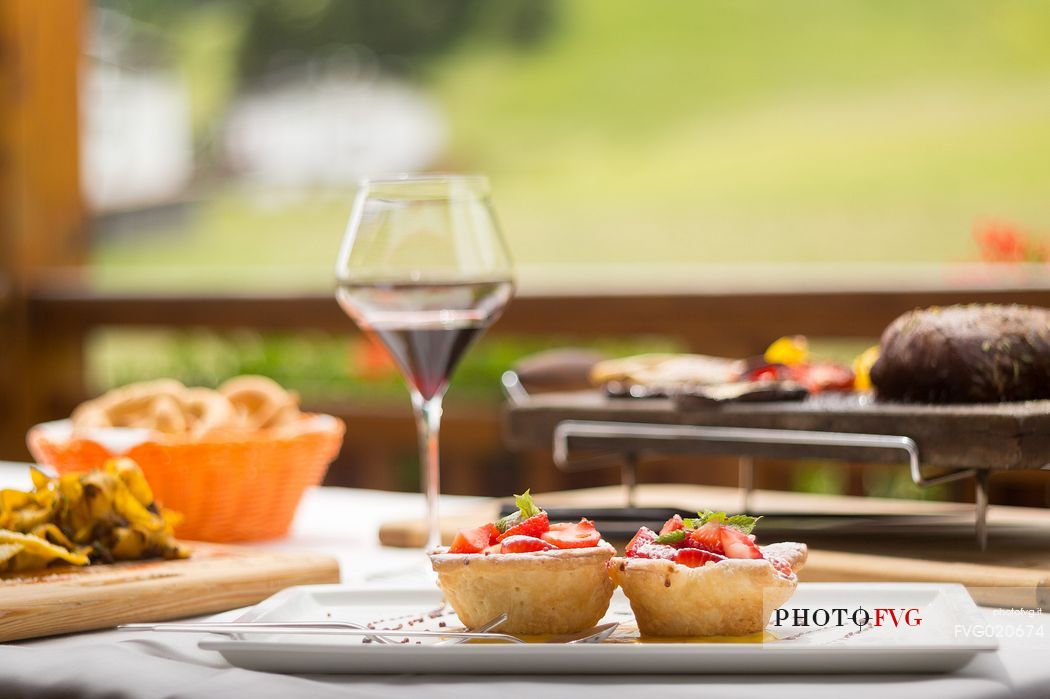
[429,491,616,635]
[609,511,807,637]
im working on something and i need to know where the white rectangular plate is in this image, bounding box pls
[199,583,996,674]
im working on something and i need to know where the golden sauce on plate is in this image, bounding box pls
[631,631,776,644]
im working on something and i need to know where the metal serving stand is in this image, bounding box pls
[498,370,1046,551]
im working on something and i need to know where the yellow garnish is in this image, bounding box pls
[852,345,880,391]
[764,335,809,365]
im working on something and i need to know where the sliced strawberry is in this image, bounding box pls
[500,535,556,553]
[790,362,855,394]
[720,525,763,559]
[745,363,789,382]
[497,512,550,542]
[687,521,725,554]
[541,518,601,549]
[625,527,658,557]
[659,514,685,535]
[632,543,678,560]
[449,523,500,554]
[769,557,793,578]
[674,547,726,568]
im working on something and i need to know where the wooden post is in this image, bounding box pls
[0,0,87,460]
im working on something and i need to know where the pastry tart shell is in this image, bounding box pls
[429,543,616,635]
[609,542,808,637]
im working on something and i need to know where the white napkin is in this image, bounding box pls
[0,643,357,699]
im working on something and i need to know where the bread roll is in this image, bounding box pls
[870,304,1050,403]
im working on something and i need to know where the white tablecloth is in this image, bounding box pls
[1,462,1048,699]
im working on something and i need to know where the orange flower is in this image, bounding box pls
[974,219,1032,263]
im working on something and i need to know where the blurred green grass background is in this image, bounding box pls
[91,0,1050,290]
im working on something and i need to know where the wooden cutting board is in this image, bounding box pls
[380,484,1050,608]
[0,543,340,642]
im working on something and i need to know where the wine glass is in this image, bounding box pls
[336,174,514,553]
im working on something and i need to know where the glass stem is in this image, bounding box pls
[411,391,444,551]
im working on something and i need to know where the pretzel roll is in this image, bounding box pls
[69,406,113,429]
[263,391,302,428]
[142,394,187,434]
[219,375,300,430]
[73,379,188,431]
[180,387,236,436]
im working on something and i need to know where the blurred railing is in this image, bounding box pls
[5,279,1050,505]
[28,281,1050,350]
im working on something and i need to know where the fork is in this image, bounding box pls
[436,612,508,645]
[118,620,619,644]
[119,619,403,645]
[119,612,509,645]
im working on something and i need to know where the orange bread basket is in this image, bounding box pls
[27,415,344,542]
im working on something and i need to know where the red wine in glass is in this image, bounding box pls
[336,280,514,400]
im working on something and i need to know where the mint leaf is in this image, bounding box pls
[494,489,542,533]
[654,530,687,544]
[515,490,541,519]
[687,510,761,534]
[725,514,762,535]
[695,510,726,526]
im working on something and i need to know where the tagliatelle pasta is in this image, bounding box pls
[0,530,90,572]
[0,459,189,574]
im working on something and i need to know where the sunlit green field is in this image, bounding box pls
[91,0,1050,290]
